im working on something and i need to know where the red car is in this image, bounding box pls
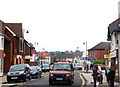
[49,62,74,85]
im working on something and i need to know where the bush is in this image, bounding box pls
[114,76,119,82]
[50,61,54,65]
[92,60,105,65]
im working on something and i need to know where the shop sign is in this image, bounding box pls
[110,50,116,58]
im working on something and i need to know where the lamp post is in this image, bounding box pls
[83,41,87,69]
[22,29,29,64]
[34,41,38,65]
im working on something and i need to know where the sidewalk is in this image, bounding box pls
[82,70,119,86]
[0,75,7,84]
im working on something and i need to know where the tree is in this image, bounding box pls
[92,60,105,65]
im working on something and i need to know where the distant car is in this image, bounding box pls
[7,64,31,82]
[49,62,74,85]
[75,63,83,70]
[30,66,42,78]
[42,64,50,72]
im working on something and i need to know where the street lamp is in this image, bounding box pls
[83,41,87,69]
[22,29,29,64]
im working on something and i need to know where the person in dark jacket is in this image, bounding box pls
[93,64,98,87]
[107,66,115,87]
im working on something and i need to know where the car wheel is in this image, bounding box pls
[23,76,27,82]
[49,80,53,85]
[40,75,41,78]
[36,74,39,79]
[29,75,31,80]
[68,80,72,85]
[7,79,11,83]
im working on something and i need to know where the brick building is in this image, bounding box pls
[0,20,33,74]
[88,42,110,62]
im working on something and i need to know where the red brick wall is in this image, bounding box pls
[4,39,13,73]
[0,50,4,58]
[88,50,106,61]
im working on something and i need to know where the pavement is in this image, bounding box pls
[82,70,119,87]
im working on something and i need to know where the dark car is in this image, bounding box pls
[49,62,74,85]
[7,64,31,82]
[30,66,42,79]
[42,64,50,72]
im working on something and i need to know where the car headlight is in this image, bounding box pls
[66,74,70,77]
[50,74,53,77]
[7,72,11,76]
[19,71,24,75]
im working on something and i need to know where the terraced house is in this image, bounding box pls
[0,20,33,76]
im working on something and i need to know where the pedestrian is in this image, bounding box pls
[105,67,109,84]
[97,64,103,84]
[86,64,89,73]
[90,63,93,70]
[92,64,98,87]
[107,66,115,87]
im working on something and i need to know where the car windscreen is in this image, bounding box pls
[30,66,37,71]
[43,64,49,68]
[53,64,71,71]
[9,65,25,71]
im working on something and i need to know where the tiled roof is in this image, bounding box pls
[88,42,110,51]
[39,52,50,58]
[5,23,23,37]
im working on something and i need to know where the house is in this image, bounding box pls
[107,18,120,79]
[38,52,51,65]
[88,42,110,62]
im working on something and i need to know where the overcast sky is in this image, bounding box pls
[0,0,120,52]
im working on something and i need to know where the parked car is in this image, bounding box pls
[42,64,50,72]
[49,62,74,85]
[7,64,31,82]
[75,63,83,70]
[30,66,42,78]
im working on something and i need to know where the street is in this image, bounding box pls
[1,71,83,87]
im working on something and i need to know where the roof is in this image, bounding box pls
[55,53,76,59]
[88,42,110,51]
[54,62,71,65]
[5,23,23,37]
[108,18,120,41]
[38,52,50,58]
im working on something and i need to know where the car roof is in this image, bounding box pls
[54,62,71,65]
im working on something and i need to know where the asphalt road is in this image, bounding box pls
[19,71,82,87]
[1,71,83,87]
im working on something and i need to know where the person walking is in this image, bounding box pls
[93,64,98,87]
[107,66,115,87]
[105,67,109,84]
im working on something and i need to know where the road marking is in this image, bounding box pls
[78,71,85,87]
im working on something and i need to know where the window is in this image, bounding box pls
[0,37,4,50]
[20,38,24,52]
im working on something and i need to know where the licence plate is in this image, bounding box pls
[11,77,18,79]
[56,78,63,80]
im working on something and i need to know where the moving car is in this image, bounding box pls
[49,62,74,85]
[75,63,83,70]
[7,64,31,82]
[30,66,42,78]
[42,64,50,72]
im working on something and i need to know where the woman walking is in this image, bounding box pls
[93,64,98,87]
[107,66,115,87]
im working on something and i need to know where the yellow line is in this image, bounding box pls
[79,72,85,87]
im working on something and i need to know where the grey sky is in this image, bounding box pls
[0,0,119,52]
